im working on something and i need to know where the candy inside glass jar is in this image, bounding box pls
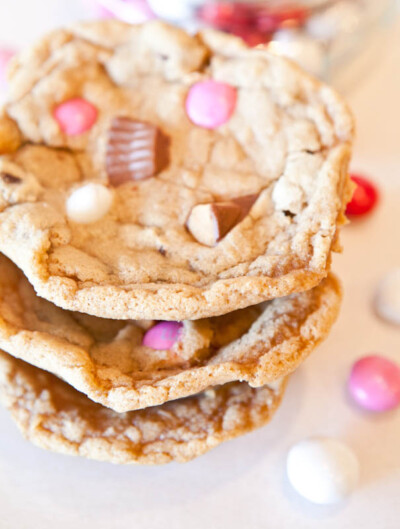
[86,0,394,89]
[145,0,395,88]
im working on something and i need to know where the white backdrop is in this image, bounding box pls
[0,2,399,528]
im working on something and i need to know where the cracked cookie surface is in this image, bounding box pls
[0,350,285,465]
[0,255,340,412]
[0,20,353,320]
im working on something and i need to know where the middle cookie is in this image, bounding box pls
[0,255,341,412]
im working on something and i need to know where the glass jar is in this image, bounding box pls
[89,0,397,90]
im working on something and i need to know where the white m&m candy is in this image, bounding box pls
[66,183,113,224]
[287,437,360,504]
[375,268,400,325]
[147,0,202,21]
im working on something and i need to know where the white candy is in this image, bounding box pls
[147,0,201,21]
[375,268,400,325]
[66,183,113,224]
[287,437,359,504]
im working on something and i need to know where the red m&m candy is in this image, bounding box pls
[346,174,378,216]
[229,27,269,46]
[198,2,253,31]
[256,4,309,33]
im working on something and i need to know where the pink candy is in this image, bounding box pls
[349,355,400,412]
[54,98,98,136]
[0,47,16,90]
[88,0,155,23]
[142,321,183,350]
[185,80,237,129]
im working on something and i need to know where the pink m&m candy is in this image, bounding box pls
[186,80,237,129]
[0,47,16,91]
[346,174,378,216]
[91,0,155,23]
[142,321,183,350]
[349,355,400,411]
[54,98,98,136]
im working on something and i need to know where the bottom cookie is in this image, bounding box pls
[0,350,286,465]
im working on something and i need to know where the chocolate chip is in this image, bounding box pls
[106,117,170,186]
[283,210,295,218]
[158,246,166,256]
[1,172,21,184]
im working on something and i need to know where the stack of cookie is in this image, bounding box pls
[0,20,353,464]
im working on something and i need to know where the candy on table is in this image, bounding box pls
[349,355,400,412]
[374,269,400,326]
[142,321,183,350]
[287,437,360,504]
[186,80,237,129]
[346,173,379,216]
[54,98,98,136]
[66,183,113,224]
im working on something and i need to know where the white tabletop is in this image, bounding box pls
[0,2,399,528]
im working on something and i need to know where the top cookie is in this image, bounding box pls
[0,20,353,320]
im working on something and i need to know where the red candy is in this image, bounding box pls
[198,2,269,47]
[142,322,183,350]
[54,98,98,136]
[198,2,253,31]
[198,2,308,38]
[346,174,378,216]
[229,27,269,47]
[256,4,309,33]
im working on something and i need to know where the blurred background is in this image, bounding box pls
[0,0,398,96]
